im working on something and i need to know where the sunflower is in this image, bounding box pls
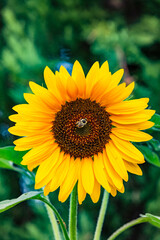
[9,61,155,204]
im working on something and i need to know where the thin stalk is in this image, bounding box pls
[69,184,78,240]
[44,195,61,240]
[107,217,149,240]
[38,196,70,240]
[93,190,110,240]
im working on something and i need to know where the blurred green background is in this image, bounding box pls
[0,0,160,239]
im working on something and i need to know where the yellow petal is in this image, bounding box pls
[107,81,135,106]
[112,128,153,142]
[58,158,80,202]
[44,181,52,196]
[55,75,69,103]
[74,71,86,98]
[81,157,94,195]
[91,60,111,100]
[78,160,86,204]
[106,98,149,115]
[109,185,117,197]
[110,133,144,162]
[107,69,124,91]
[124,161,143,175]
[59,65,70,80]
[93,153,111,193]
[110,111,153,125]
[35,152,66,190]
[99,83,126,106]
[117,150,145,164]
[14,120,52,132]
[9,114,23,123]
[44,66,63,102]
[23,93,53,112]
[112,121,155,130]
[13,104,31,113]
[21,141,57,165]
[85,62,99,98]
[103,150,123,189]
[144,109,156,118]
[14,134,53,151]
[49,154,70,192]
[90,179,101,203]
[111,69,124,86]
[72,60,85,79]
[100,61,109,73]
[8,126,36,137]
[29,81,60,110]
[12,104,55,121]
[28,161,40,171]
[44,66,56,90]
[105,141,128,181]
[35,147,60,184]
[103,167,115,187]
[56,68,69,93]
[66,76,78,100]
[90,72,112,101]
[119,185,125,193]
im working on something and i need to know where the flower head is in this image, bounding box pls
[9,61,155,204]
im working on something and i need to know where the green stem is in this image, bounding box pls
[93,190,110,240]
[69,184,78,240]
[37,196,70,240]
[107,217,149,240]
[44,195,61,240]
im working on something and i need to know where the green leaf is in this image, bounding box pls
[0,191,42,213]
[141,213,160,228]
[0,158,26,174]
[0,158,16,170]
[149,139,160,151]
[0,146,27,169]
[151,114,160,129]
[136,145,160,167]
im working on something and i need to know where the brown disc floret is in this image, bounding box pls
[52,98,112,158]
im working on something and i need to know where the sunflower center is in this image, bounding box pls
[52,98,112,158]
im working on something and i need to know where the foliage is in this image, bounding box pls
[0,0,160,239]
[0,191,42,213]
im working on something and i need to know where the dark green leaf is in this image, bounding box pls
[137,145,160,167]
[0,191,42,213]
[0,146,27,169]
[149,139,160,151]
[141,213,160,228]
[151,114,160,129]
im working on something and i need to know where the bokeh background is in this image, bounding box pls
[0,0,160,239]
